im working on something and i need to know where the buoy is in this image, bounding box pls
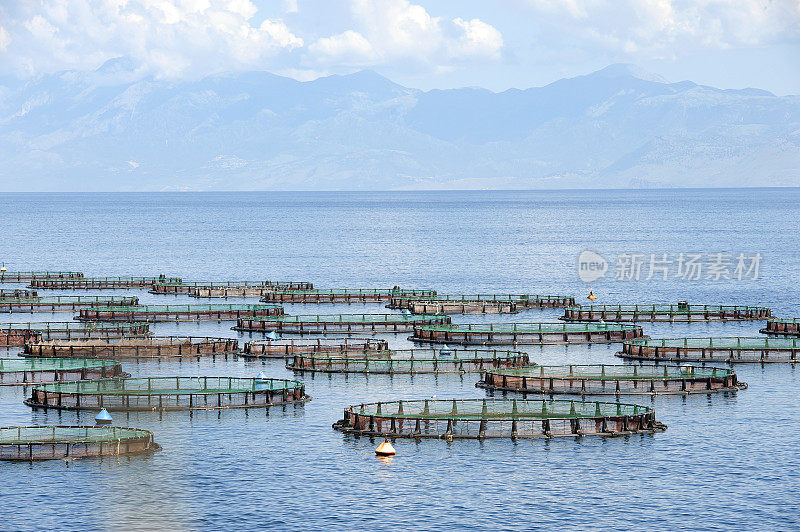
[266,331,278,340]
[94,409,113,425]
[256,371,267,380]
[680,364,694,375]
[375,439,395,456]
[0,263,6,273]
[402,309,412,316]
[587,290,597,300]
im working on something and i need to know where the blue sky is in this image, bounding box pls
[1,0,798,94]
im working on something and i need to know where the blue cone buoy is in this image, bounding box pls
[266,331,278,340]
[402,309,412,316]
[256,371,267,380]
[255,371,269,390]
[94,409,113,425]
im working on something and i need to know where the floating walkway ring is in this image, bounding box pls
[287,348,530,374]
[410,322,644,345]
[333,398,666,439]
[561,304,771,322]
[618,337,800,363]
[243,337,390,358]
[761,318,800,337]
[25,376,309,411]
[23,336,241,361]
[478,364,746,395]
[0,358,125,385]
[0,426,160,460]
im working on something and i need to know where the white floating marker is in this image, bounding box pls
[94,408,113,425]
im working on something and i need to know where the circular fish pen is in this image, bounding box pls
[406,300,518,314]
[26,377,309,411]
[387,294,576,310]
[0,271,83,283]
[478,364,745,396]
[28,276,182,289]
[411,322,644,345]
[618,337,800,363]
[78,304,284,322]
[23,336,240,360]
[0,289,37,298]
[0,322,150,346]
[0,295,139,313]
[243,337,390,358]
[259,288,437,304]
[0,358,124,385]
[0,426,160,461]
[150,280,313,296]
[333,398,666,439]
[561,304,771,322]
[288,348,529,374]
[234,313,451,334]
[760,318,800,337]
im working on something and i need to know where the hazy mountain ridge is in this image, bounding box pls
[1,62,798,191]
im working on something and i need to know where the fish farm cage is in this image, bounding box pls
[149,280,313,296]
[23,336,240,360]
[0,322,150,346]
[28,276,182,289]
[561,304,771,322]
[0,426,160,461]
[333,398,666,439]
[0,358,125,385]
[478,364,745,396]
[0,295,139,312]
[411,322,645,345]
[387,294,576,310]
[287,348,529,374]
[242,337,390,358]
[259,288,437,304]
[234,313,451,334]
[0,271,83,282]
[78,304,284,322]
[760,318,800,337]
[25,376,309,411]
[406,300,518,315]
[0,289,37,298]
[618,337,800,363]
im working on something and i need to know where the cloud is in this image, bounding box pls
[308,30,378,67]
[520,0,800,57]
[0,0,302,78]
[307,0,503,69]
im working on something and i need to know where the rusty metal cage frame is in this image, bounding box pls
[0,426,159,460]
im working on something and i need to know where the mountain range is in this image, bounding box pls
[1,60,798,191]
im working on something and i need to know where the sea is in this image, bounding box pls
[0,189,798,531]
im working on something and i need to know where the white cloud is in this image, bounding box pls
[520,0,800,56]
[0,0,302,78]
[309,30,378,66]
[307,0,503,70]
[0,27,10,52]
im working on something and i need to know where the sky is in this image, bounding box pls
[0,0,798,94]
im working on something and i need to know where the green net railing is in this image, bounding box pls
[567,304,769,314]
[85,304,282,312]
[395,294,573,303]
[766,318,800,324]
[0,426,149,444]
[490,364,734,380]
[350,398,652,419]
[415,322,640,333]
[1,322,148,333]
[247,313,446,323]
[625,337,800,349]
[32,376,303,395]
[0,272,83,280]
[35,276,181,283]
[0,358,120,373]
[1,296,138,305]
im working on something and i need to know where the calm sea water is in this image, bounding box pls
[0,189,799,531]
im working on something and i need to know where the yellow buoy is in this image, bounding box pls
[587,290,597,300]
[375,439,395,456]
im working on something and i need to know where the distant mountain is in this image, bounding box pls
[1,61,798,191]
